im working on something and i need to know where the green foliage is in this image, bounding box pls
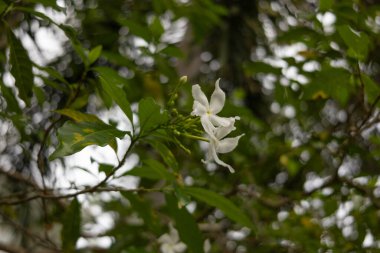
[138,97,169,134]
[50,120,127,160]
[95,66,133,121]
[7,29,34,105]
[183,187,255,231]
[61,198,81,253]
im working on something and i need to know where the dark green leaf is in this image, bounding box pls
[8,30,34,105]
[303,67,352,105]
[160,45,184,58]
[117,18,152,41]
[122,192,158,232]
[319,0,334,11]
[125,159,175,180]
[165,194,204,253]
[362,74,380,104]
[150,16,164,40]
[94,67,133,121]
[98,163,114,176]
[49,121,127,160]
[149,141,178,171]
[55,109,103,123]
[183,187,255,230]
[61,198,81,253]
[88,45,102,65]
[337,25,370,61]
[138,97,169,134]
[0,80,21,114]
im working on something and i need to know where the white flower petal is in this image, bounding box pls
[192,100,207,116]
[216,134,244,154]
[158,234,175,244]
[160,244,175,253]
[214,120,237,139]
[200,116,216,136]
[192,84,209,108]
[209,139,235,173]
[209,78,225,114]
[173,242,187,252]
[209,114,233,127]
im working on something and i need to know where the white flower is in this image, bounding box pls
[158,225,187,253]
[203,120,244,173]
[192,79,238,136]
[191,79,243,173]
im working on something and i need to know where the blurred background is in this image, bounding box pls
[1,0,380,252]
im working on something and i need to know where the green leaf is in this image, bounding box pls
[8,30,34,105]
[138,97,168,134]
[0,80,21,114]
[94,67,133,122]
[49,121,127,160]
[117,18,151,41]
[88,45,103,65]
[337,25,370,61]
[98,163,114,176]
[55,109,103,123]
[165,194,204,253]
[160,45,184,58]
[183,187,255,230]
[303,67,352,105]
[150,16,164,40]
[122,192,158,232]
[61,198,81,253]
[125,159,175,180]
[149,141,178,171]
[319,0,334,11]
[362,74,380,104]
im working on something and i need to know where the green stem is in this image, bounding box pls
[181,133,209,142]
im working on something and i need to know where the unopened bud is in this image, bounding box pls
[179,76,188,84]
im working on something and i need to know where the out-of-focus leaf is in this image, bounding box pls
[149,141,178,171]
[88,45,102,65]
[8,30,34,105]
[117,18,151,41]
[337,25,370,61]
[49,121,127,160]
[183,187,255,230]
[150,16,164,40]
[125,159,175,180]
[160,45,184,58]
[138,97,168,134]
[122,192,158,232]
[303,67,352,105]
[55,109,103,123]
[98,163,114,176]
[0,1,7,14]
[0,80,21,114]
[244,61,282,75]
[61,198,81,253]
[165,194,204,253]
[94,67,133,121]
[33,86,45,105]
[319,0,334,11]
[362,74,380,104]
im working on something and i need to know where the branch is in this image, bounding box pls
[0,242,27,253]
[0,186,166,205]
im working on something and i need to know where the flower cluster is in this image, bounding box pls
[191,79,243,173]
